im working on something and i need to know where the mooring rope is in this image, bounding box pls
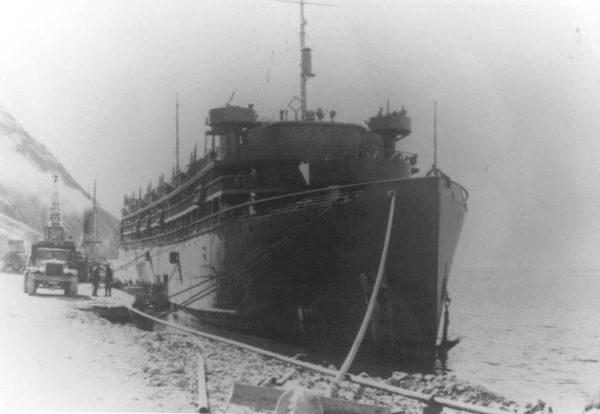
[170,206,333,311]
[126,306,138,329]
[145,264,180,305]
[114,229,200,273]
[328,190,397,397]
[115,201,331,288]
[112,247,153,272]
[171,206,332,307]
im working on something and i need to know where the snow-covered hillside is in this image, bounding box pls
[0,104,119,257]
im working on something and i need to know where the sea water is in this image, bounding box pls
[446,270,600,412]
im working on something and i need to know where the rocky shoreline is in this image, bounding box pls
[109,314,525,413]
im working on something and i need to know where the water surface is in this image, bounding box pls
[446,270,600,412]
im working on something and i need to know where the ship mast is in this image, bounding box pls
[277,0,335,120]
[433,101,437,172]
[175,93,180,173]
[299,0,312,120]
[427,101,444,177]
[92,179,97,250]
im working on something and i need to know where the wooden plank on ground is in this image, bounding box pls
[197,355,209,413]
[229,382,391,414]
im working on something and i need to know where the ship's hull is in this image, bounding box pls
[118,176,467,357]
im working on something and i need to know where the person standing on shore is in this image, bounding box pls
[91,265,100,297]
[104,264,113,297]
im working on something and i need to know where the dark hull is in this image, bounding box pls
[119,176,467,357]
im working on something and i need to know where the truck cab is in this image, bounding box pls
[24,240,79,296]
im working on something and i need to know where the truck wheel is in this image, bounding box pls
[27,277,36,296]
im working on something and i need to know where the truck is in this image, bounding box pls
[23,239,79,296]
[23,175,83,296]
[2,240,27,273]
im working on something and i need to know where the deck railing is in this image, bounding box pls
[122,144,417,217]
[120,185,364,247]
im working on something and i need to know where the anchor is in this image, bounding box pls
[437,292,461,354]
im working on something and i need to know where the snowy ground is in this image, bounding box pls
[0,272,195,412]
[0,271,545,413]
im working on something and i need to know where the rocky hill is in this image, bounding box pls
[0,104,119,258]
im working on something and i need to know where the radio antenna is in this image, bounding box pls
[93,179,97,245]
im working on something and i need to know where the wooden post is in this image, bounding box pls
[197,355,209,413]
[423,400,443,414]
[229,383,391,414]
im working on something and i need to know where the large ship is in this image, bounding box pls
[118,1,468,357]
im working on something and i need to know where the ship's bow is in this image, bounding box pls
[311,175,468,358]
[381,175,468,356]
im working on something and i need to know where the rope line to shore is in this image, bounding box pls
[171,206,333,310]
[329,191,397,397]
[115,204,332,306]
[112,247,152,272]
[124,305,508,414]
[114,230,199,273]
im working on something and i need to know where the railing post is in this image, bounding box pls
[422,395,442,414]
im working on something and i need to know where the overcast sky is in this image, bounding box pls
[1,0,599,271]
